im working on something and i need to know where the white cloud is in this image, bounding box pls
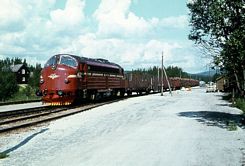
[93,0,151,36]
[93,0,188,38]
[50,0,85,28]
[0,0,204,73]
[0,0,87,63]
[0,41,26,56]
[159,15,188,29]
[57,33,185,70]
[0,0,25,32]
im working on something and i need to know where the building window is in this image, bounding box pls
[22,69,25,74]
[22,77,25,82]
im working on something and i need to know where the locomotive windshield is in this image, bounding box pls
[59,55,78,68]
[44,54,78,68]
[45,55,58,67]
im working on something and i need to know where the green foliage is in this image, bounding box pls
[132,66,190,78]
[187,0,245,97]
[0,71,19,101]
[0,57,22,68]
[0,57,42,102]
[28,63,42,88]
[0,57,28,101]
[234,98,245,114]
[227,121,238,131]
[165,66,189,78]
[0,152,9,159]
[23,85,32,97]
[4,85,40,102]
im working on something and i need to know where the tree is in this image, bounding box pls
[0,71,18,101]
[28,63,42,89]
[187,0,245,96]
[131,66,191,80]
[165,66,189,78]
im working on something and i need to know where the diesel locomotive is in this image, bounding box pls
[36,54,125,105]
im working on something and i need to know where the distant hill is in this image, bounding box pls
[195,71,215,77]
[188,69,221,82]
[194,69,219,77]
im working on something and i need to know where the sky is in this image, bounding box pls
[0,0,210,73]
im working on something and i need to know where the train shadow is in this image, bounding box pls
[216,103,232,107]
[73,92,156,106]
[1,128,49,155]
[178,111,245,129]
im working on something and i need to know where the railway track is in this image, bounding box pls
[0,106,51,118]
[0,103,105,133]
[0,99,41,106]
[0,92,160,133]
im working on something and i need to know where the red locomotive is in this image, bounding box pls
[36,54,125,105]
[37,54,199,105]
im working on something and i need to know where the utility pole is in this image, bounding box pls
[162,51,172,96]
[158,66,160,92]
[161,55,163,96]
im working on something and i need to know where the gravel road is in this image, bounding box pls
[0,87,244,166]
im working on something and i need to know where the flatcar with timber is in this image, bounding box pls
[125,72,157,95]
[36,54,125,105]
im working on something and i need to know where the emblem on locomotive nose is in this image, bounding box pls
[48,74,59,79]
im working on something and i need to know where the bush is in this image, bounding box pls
[234,98,245,114]
[0,152,9,159]
[0,71,18,101]
[23,85,32,98]
[227,121,237,131]
[7,85,40,102]
[28,64,41,89]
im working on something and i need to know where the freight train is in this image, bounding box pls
[36,54,199,105]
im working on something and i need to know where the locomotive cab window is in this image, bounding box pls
[45,55,58,67]
[59,55,78,68]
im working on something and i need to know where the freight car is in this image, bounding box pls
[124,72,199,94]
[36,54,125,105]
[180,78,199,88]
[125,72,158,95]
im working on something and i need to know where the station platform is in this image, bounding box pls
[0,102,45,113]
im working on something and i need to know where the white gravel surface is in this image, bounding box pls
[0,87,245,166]
[0,102,44,112]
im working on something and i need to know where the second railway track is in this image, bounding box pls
[0,102,106,133]
[0,99,129,133]
[0,92,159,133]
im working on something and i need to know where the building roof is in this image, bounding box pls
[216,75,227,81]
[10,64,24,72]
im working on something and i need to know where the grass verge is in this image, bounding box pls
[0,152,9,159]
[2,85,40,103]
[234,98,245,114]
[227,121,238,131]
[222,93,245,114]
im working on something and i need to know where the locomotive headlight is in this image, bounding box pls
[35,90,42,96]
[64,78,70,84]
[40,79,44,84]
